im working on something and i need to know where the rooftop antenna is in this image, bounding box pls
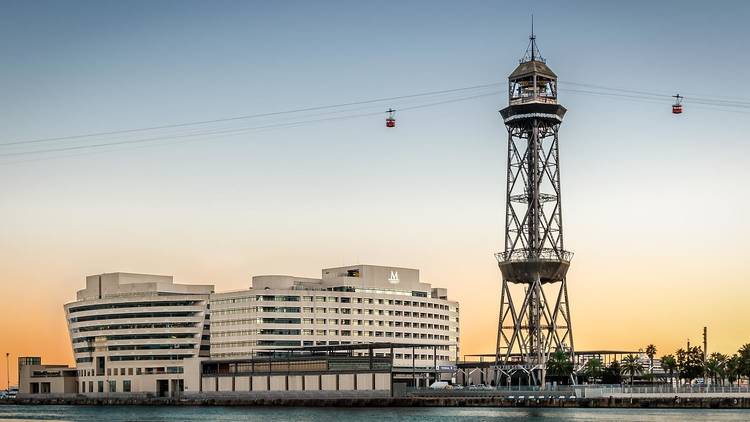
[522,14,544,63]
[531,14,535,61]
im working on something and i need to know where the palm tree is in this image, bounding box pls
[726,354,742,387]
[621,354,643,386]
[661,354,677,386]
[705,353,727,385]
[739,344,750,385]
[583,358,603,383]
[645,344,657,383]
[547,350,574,384]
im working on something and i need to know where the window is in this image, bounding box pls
[128,368,133,375]
[98,381,104,393]
[122,380,131,392]
[109,380,116,392]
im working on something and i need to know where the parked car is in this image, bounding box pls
[429,381,450,390]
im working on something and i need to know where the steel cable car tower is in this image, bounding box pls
[494,27,574,387]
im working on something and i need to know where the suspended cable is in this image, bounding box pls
[0,82,503,147]
[0,90,501,160]
[2,78,750,165]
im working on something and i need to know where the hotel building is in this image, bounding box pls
[44,265,459,398]
[63,273,213,397]
[210,265,460,368]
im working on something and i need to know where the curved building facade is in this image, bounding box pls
[64,273,213,397]
[210,265,460,368]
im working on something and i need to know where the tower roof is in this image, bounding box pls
[509,60,557,80]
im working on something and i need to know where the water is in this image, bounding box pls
[0,406,749,422]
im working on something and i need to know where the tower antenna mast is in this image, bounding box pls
[531,15,535,61]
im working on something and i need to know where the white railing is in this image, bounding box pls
[596,385,750,395]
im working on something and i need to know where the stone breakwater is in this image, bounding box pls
[3,396,750,408]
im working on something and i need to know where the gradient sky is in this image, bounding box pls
[1,1,749,388]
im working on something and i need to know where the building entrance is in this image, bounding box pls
[156,379,169,397]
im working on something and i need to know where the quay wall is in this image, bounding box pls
[5,394,750,408]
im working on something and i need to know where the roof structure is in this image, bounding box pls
[509,60,557,80]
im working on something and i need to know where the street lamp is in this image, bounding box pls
[5,353,9,392]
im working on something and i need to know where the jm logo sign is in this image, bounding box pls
[388,271,399,284]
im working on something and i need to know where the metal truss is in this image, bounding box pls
[494,275,574,385]
[494,117,575,386]
[503,120,565,259]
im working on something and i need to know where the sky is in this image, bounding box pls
[1,0,750,388]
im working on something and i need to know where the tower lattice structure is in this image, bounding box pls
[494,32,574,386]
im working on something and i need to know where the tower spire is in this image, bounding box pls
[531,14,535,61]
[522,15,544,63]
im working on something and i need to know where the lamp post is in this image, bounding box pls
[5,353,9,392]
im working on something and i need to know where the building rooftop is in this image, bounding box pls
[247,264,446,298]
[73,272,214,301]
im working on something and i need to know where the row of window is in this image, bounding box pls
[213,329,454,339]
[68,300,202,314]
[211,351,452,360]
[81,379,130,393]
[69,311,200,323]
[72,333,197,344]
[72,322,200,333]
[109,354,193,361]
[78,366,184,377]
[214,307,455,321]
[74,344,197,353]
[212,331,454,348]
[213,295,454,311]
[212,321,454,337]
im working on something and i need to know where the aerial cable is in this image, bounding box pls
[0,90,501,159]
[561,81,750,107]
[0,82,503,147]
[3,79,750,162]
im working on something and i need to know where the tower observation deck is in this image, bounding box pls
[494,30,575,387]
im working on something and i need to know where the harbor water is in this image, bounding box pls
[1,406,750,421]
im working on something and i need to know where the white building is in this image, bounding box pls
[210,265,460,368]
[64,273,213,397]
[55,266,460,398]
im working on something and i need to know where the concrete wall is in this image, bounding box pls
[202,372,391,395]
[19,364,77,395]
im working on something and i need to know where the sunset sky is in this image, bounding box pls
[2,1,750,388]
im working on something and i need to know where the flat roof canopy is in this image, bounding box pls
[463,350,639,357]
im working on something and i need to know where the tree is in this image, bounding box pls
[726,354,742,387]
[621,354,643,386]
[582,358,603,383]
[676,346,704,384]
[705,353,727,385]
[645,344,657,383]
[738,344,750,384]
[601,361,622,384]
[645,344,657,373]
[546,350,574,384]
[661,354,677,386]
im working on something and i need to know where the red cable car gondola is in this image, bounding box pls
[672,94,683,114]
[385,108,396,127]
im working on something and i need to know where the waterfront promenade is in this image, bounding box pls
[5,385,750,409]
